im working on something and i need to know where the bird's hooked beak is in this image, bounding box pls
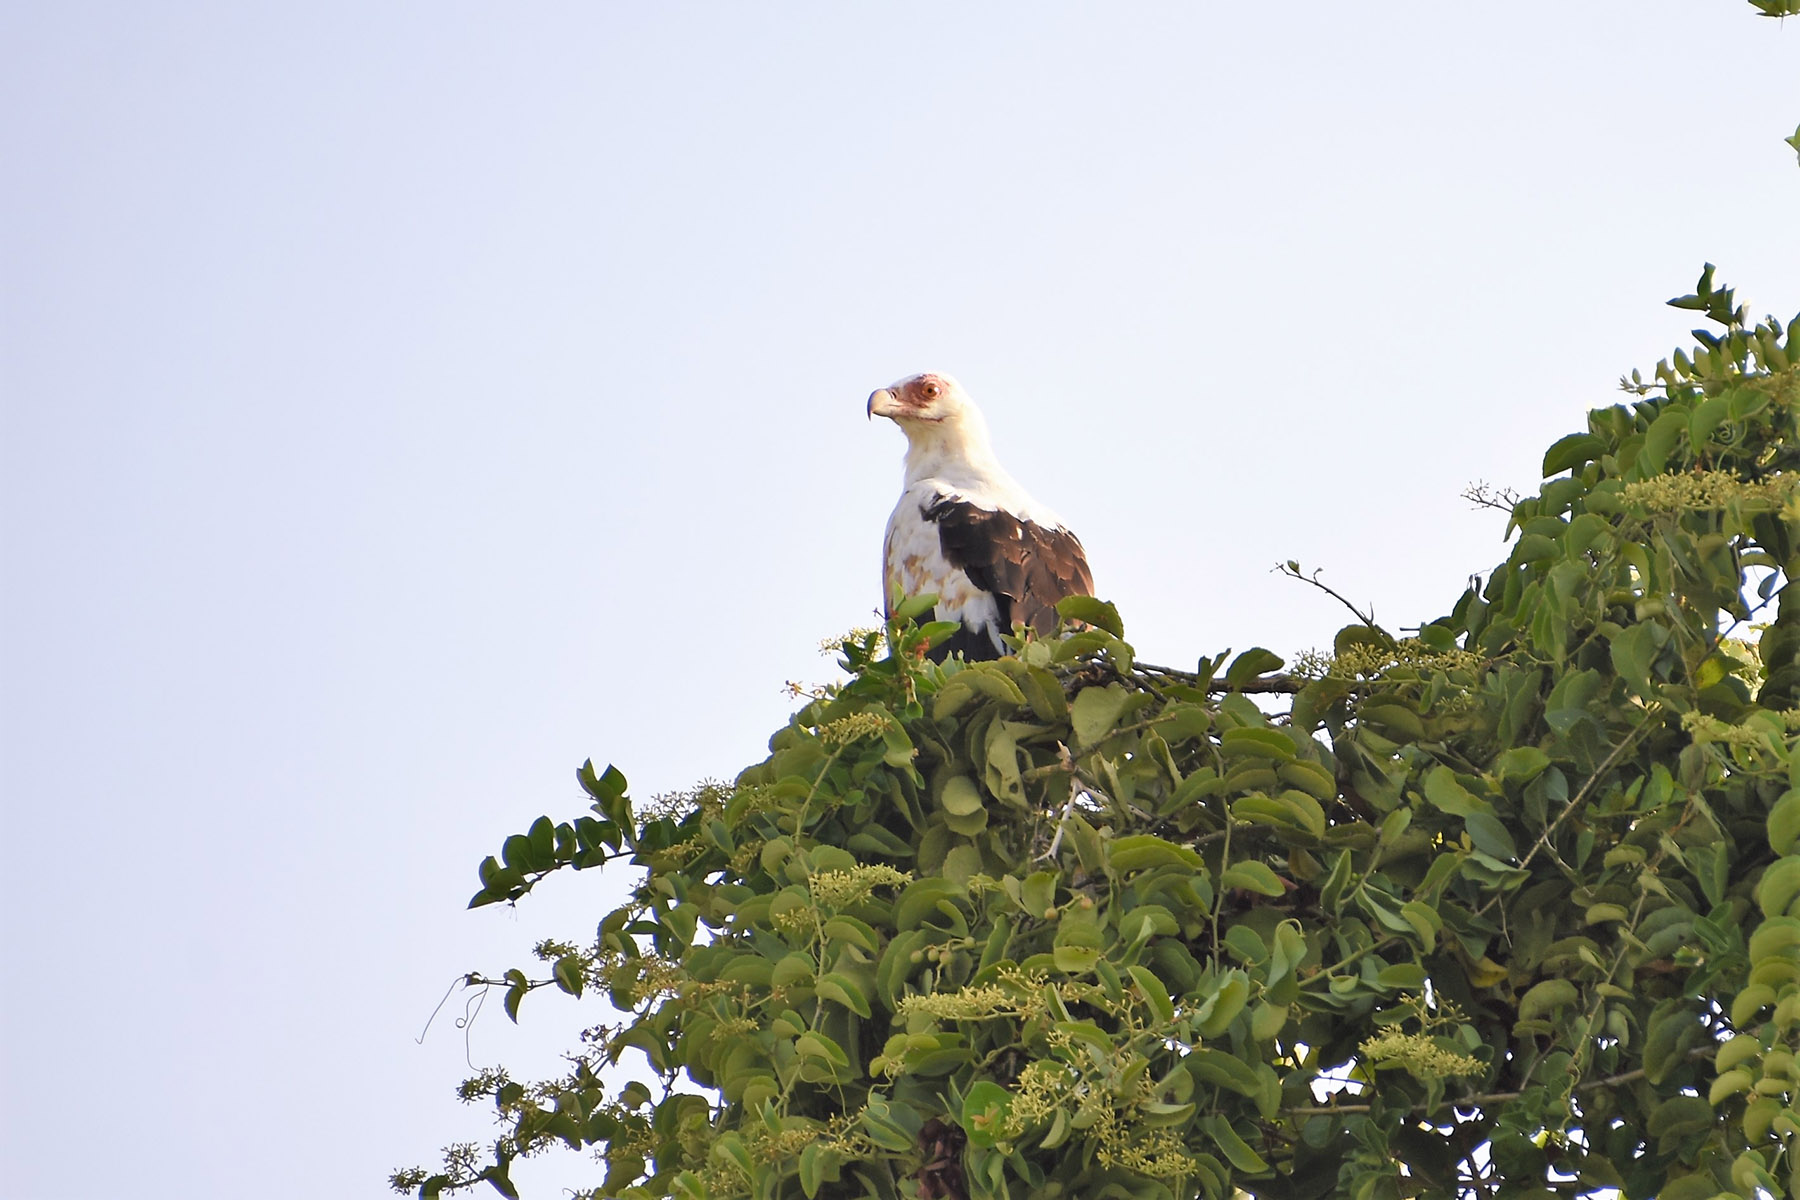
[867,388,899,420]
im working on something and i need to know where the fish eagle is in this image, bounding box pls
[868,372,1094,661]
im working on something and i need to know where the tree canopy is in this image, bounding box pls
[393,272,1800,1200]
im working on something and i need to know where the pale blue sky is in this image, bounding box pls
[2,4,1796,1197]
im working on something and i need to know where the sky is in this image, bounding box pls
[1,3,1796,1197]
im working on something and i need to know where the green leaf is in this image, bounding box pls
[862,1101,922,1153]
[1423,766,1492,818]
[1053,943,1100,974]
[481,1163,520,1200]
[1108,834,1204,874]
[1055,595,1124,638]
[1140,1100,1197,1127]
[1493,746,1550,783]
[1517,978,1578,1021]
[1730,386,1772,420]
[552,955,585,997]
[1264,920,1307,1004]
[1638,410,1686,475]
[1071,683,1131,747]
[1400,900,1440,952]
[577,760,628,809]
[982,720,1027,808]
[1153,703,1212,744]
[816,972,872,1018]
[1278,759,1337,800]
[1197,972,1249,1038]
[892,592,940,622]
[1052,627,1136,673]
[1690,393,1732,446]
[1220,727,1297,761]
[1359,701,1425,740]
[1768,789,1800,856]
[1224,924,1268,965]
[894,877,965,930]
[1318,849,1354,913]
[1610,621,1664,698]
[1052,1020,1113,1053]
[821,915,880,954]
[961,665,1027,707]
[771,951,816,988]
[942,843,982,885]
[1202,1113,1270,1173]
[1128,965,1176,1024]
[1185,1048,1262,1096]
[1376,963,1427,990]
[798,1142,837,1198]
[1646,1094,1714,1139]
[1464,811,1518,861]
[846,824,914,858]
[1542,432,1604,477]
[960,1080,1013,1148]
[939,775,984,817]
[1220,861,1285,896]
[794,1031,851,1068]
[1224,647,1285,687]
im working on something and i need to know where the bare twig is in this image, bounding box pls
[1036,743,1081,863]
[1463,481,1522,513]
[1274,561,1377,627]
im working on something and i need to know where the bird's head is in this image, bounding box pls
[867,372,971,427]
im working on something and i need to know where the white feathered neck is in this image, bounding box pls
[892,401,1069,529]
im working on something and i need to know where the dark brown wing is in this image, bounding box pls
[923,496,1094,644]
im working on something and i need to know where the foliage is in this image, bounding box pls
[393,275,1800,1200]
[1746,0,1800,19]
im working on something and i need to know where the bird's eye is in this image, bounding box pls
[923,384,940,398]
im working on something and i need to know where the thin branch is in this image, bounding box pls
[1036,743,1081,863]
[1472,708,1660,922]
[1463,481,1521,513]
[1133,660,1306,694]
[1469,576,1787,923]
[1461,1144,1497,1200]
[1132,661,1203,681]
[1285,1046,1711,1118]
[1213,675,1305,694]
[1274,561,1377,627]
[1303,934,1403,992]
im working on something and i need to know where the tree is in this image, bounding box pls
[393,272,1800,1199]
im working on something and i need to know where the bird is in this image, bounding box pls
[868,372,1094,661]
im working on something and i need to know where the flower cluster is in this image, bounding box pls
[1680,709,1784,750]
[1619,469,1794,513]
[895,982,1022,1022]
[1093,1110,1200,1180]
[641,778,735,821]
[816,710,891,746]
[1359,1028,1484,1080]
[1293,638,1483,682]
[807,864,912,908]
[819,626,885,656]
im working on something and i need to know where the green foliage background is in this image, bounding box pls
[391,273,1800,1200]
